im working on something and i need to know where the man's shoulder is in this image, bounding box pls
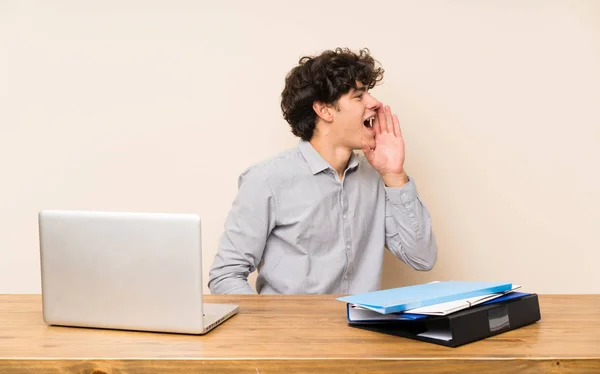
[239,146,308,185]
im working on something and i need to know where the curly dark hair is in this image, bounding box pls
[280,47,384,141]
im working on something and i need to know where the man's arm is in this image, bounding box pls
[383,177,438,270]
[361,103,437,270]
[208,167,276,294]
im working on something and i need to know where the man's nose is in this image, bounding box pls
[367,96,381,110]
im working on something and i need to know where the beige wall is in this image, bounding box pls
[1,0,598,294]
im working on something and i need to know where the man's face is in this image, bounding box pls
[328,82,380,150]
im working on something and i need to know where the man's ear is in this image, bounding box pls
[313,101,334,123]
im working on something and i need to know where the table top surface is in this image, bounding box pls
[1,294,599,360]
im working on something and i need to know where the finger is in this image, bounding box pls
[393,114,402,138]
[376,104,386,134]
[372,115,382,135]
[385,106,395,135]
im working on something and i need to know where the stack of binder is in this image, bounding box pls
[337,281,541,347]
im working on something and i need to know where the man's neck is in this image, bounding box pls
[309,137,353,180]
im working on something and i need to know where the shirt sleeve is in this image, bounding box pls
[383,176,438,271]
[208,166,277,294]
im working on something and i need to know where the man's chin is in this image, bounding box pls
[346,140,363,151]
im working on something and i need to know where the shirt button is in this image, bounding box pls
[343,214,347,219]
[344,275,348,279]
[346,244,350,249]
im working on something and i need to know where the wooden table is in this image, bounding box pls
[1,294,599,373]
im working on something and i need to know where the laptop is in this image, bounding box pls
[38,210,238,334]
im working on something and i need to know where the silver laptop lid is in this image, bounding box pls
[39,210,205,334]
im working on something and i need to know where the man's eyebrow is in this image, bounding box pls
[352,86,367,95]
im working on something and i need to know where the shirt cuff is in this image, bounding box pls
[384,176,418,205]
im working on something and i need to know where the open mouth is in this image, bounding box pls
[363,116,375,128]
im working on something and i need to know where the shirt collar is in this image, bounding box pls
[298,140,360,175]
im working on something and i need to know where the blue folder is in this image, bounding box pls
[346,292,531,323]
[337,281,513,314]
[346,303,429,323]
[482,291,529,305]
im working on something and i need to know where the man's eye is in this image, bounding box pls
[356,95,363,99]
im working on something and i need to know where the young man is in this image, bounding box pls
[208,48,437,295]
